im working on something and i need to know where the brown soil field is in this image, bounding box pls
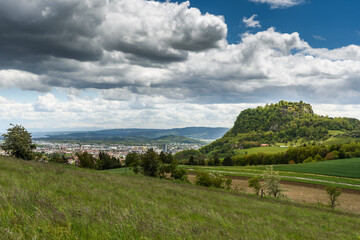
[188,173,360,213]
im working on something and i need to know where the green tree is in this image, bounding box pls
[213,153,220,166]
[325,186,342,208]
[125,152,140,167]
[140,149,161,177]
[76,151,96,169]
[248,176,261,195]
[222,156,234,166]
[48,153,67,164]
[188,155,195,165]
[97,151,121,170]
[1,124,35,160]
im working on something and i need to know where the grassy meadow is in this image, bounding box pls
[233,146,288,156]
[0,156,360,239]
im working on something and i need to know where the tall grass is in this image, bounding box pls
[0,156,359,239]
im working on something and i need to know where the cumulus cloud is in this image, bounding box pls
[0,0,226,67]
[243,14,261,28]
[1,0,360,130]
[249,0,304,9]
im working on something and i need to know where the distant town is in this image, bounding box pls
[0,140,202,164]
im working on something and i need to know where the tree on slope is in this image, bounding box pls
[1,124,35,160]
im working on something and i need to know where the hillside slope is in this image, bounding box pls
[202,101,360,155]
[0,156,359,239]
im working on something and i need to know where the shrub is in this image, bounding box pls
[325,186,342,208]
[171,168,188,182]
[248,176,261,195]
[303,157,314,163]
[195,171,231,190]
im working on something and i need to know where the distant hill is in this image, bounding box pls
[36,127,229,144]
[201,100,360,155]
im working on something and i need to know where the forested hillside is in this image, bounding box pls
[202,101,360,155]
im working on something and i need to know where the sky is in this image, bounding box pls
[1,0,360,132]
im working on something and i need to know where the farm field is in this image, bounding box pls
[1,156,360,239]
[182,158,360,190]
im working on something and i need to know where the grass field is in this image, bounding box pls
[1,156,360,239]
[182,158,360,190]
[233,146,288,156]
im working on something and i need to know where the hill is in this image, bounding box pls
[36,127,229,143]
[201,101,360,155]
[0,156,359,239]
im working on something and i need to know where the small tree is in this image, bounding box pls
[140,148,161,177]
[76,151,96,169]
[188,155,195,165]
[125,152,140,167]
[248,176,261,195]
[262,166,284,198]
[1,124,36,160]
[325,186,342,208]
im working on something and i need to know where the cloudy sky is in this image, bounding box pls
[1,0,360,132]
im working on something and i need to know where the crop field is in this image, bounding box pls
[1,156,360,239]
[182,159,360,190]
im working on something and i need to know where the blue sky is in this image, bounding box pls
[163,0,360,48]
[1,0,360,132]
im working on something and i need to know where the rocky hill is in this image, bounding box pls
[201,100,360,155]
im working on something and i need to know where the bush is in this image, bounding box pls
[248,176,261,195]
[303,157,314,163]
[325,186,342,208]
[171,168,188,182]
[195,171,231,190]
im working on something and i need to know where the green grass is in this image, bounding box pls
[1,156,360,239]
[234,146,288,156]
[182,158,360,190]
[268,158,360,178]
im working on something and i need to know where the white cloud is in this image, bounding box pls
[313,35,326,41]
[249,0,303,9]
[243,14,261,28]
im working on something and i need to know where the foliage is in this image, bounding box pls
[262,166,284,198]
[139,148,161,177]
[171,168,188,182]
[222,156,234,166]
[195,171,232,189]
[48,153,67,164]
[213,153,220,166]
[325,186,342,208]
[1,124,35,160]
[125,152,141,167]
[76,151,96,169]
[97,151,121,170]
[248,176,261,195]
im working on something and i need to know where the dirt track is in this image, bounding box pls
[188,174,360,213]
